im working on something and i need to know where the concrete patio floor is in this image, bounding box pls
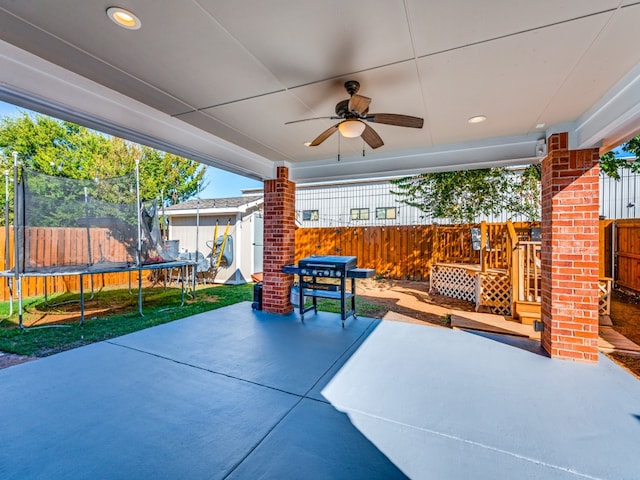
[1,302,639,479]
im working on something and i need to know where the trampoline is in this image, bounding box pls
[2,153,196,327]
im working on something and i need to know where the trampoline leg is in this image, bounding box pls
[180,265,185,307]
[7,277,13,317]
[138,268,144,317]
[184,264,195,300]
[79,274,85,325]
[88,274,95,301]
[17,275,23,330]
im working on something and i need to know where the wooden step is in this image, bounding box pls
[519,311,541,326]
[513,301,541,324]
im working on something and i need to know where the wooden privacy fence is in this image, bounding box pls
[295,225,435,281]
[2,219,637,302]
[610,219,640,293]
[295,222,540,281]
[0,227,140,301]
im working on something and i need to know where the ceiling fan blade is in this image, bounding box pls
[348,94,371,114]
[309,123,340,146]
[366,113,424,128]
[285,116,340,125]
[361,123,384,149]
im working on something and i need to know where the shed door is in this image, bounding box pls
[253,213,263,273]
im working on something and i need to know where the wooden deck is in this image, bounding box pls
[598,326,640,353]
[450,312,538,339]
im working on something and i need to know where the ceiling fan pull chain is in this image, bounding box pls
[337,132,341,162]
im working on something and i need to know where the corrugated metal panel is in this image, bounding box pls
[600,169,640,219]
[295,169,640,227]
[295,180,532,227]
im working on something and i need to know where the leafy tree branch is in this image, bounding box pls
[391,165,541,224]
[600,136,640,179]
[0,113,206,224]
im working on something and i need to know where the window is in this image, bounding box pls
[376,207,397,220]
[302,209,319,221]
[350,208,369,221]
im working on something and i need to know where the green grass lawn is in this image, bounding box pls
[0,283,385,358]
[0,283,253,357]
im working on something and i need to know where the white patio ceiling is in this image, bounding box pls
[2,1,640,183]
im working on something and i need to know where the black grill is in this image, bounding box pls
[297,255,356,277]
[282,255,374,326]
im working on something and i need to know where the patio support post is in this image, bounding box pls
[262,166,295,314]
[540,132,600,363]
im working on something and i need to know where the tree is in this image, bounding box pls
[391,131,640,224]
[390,165,541,224]
[600,135,640,179]
[0,113,206,223]
[139,144,203,205]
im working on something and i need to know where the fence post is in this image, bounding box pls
[480,221,487,272]
[433,224,439,266]
[506,221,520,316]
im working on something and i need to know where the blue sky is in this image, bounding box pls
[0,101,262,199]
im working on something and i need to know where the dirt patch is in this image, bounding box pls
[609,353,640,379]
[609,290,640,346]
[356,278,475,326]
[0,352,34,369]
[607,290,640,379]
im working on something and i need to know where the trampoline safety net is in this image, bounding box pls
[17,168,174,274]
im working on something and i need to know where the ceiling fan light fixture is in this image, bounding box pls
[338,120,365,138]
[468,115,487,124]
[107,7,141,30]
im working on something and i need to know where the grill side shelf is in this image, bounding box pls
[347,268,375,279]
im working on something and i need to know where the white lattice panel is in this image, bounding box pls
[478,272,512,316]
[598,278,612,316]
[430,265,476,303]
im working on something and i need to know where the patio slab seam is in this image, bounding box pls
[220,317,381,479]
[106,340,301,398]
[106,317,381,479]
[106,315,377,402]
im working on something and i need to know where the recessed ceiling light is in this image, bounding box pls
[468,115,487,124]
[536,123,546,129]
[107,7,141,30]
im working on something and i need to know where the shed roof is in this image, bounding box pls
[165,195,262,214]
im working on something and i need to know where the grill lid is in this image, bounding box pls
[298,255,357,270]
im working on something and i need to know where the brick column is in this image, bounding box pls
[262,166,295,314]
[540,133,600,363]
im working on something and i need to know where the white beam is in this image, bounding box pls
[0,40,274,181]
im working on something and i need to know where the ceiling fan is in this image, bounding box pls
[286,80,424,149]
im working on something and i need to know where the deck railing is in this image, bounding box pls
[510,238,612,316]
[514,241,542,303]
